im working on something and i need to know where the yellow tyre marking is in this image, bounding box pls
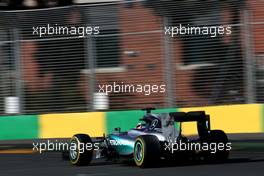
[134,138,145,166]
[70,136,80,165]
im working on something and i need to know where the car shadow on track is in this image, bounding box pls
[119,157,264,169]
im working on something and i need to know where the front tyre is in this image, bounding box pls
[134,135,161,168]
[69,134,93,166]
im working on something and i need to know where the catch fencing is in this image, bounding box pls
[0,0,263,114]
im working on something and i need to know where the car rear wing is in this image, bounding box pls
[169,111,209,122]
[169,111,211,137]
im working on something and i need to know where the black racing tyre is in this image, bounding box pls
[204,130,230,163]
[69,134,93,166]
[134,135,161,168]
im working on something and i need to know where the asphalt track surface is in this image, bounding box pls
[1,148,264,176]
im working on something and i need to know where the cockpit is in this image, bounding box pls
[135,114,162,132]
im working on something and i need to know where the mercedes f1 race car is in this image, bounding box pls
[65,108,230,168]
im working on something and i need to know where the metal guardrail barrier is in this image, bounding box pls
[0,1,263,114]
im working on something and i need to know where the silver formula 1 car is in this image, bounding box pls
[65,108,230,168]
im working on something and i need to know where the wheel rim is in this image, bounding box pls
[69,138,79,162]
[135,142,143,162]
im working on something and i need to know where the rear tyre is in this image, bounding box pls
[69,134,93,166]
[134,135,161,168]
[204,130,230,163]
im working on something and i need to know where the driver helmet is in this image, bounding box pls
[142,114,161,130]
[136,122,143,129]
